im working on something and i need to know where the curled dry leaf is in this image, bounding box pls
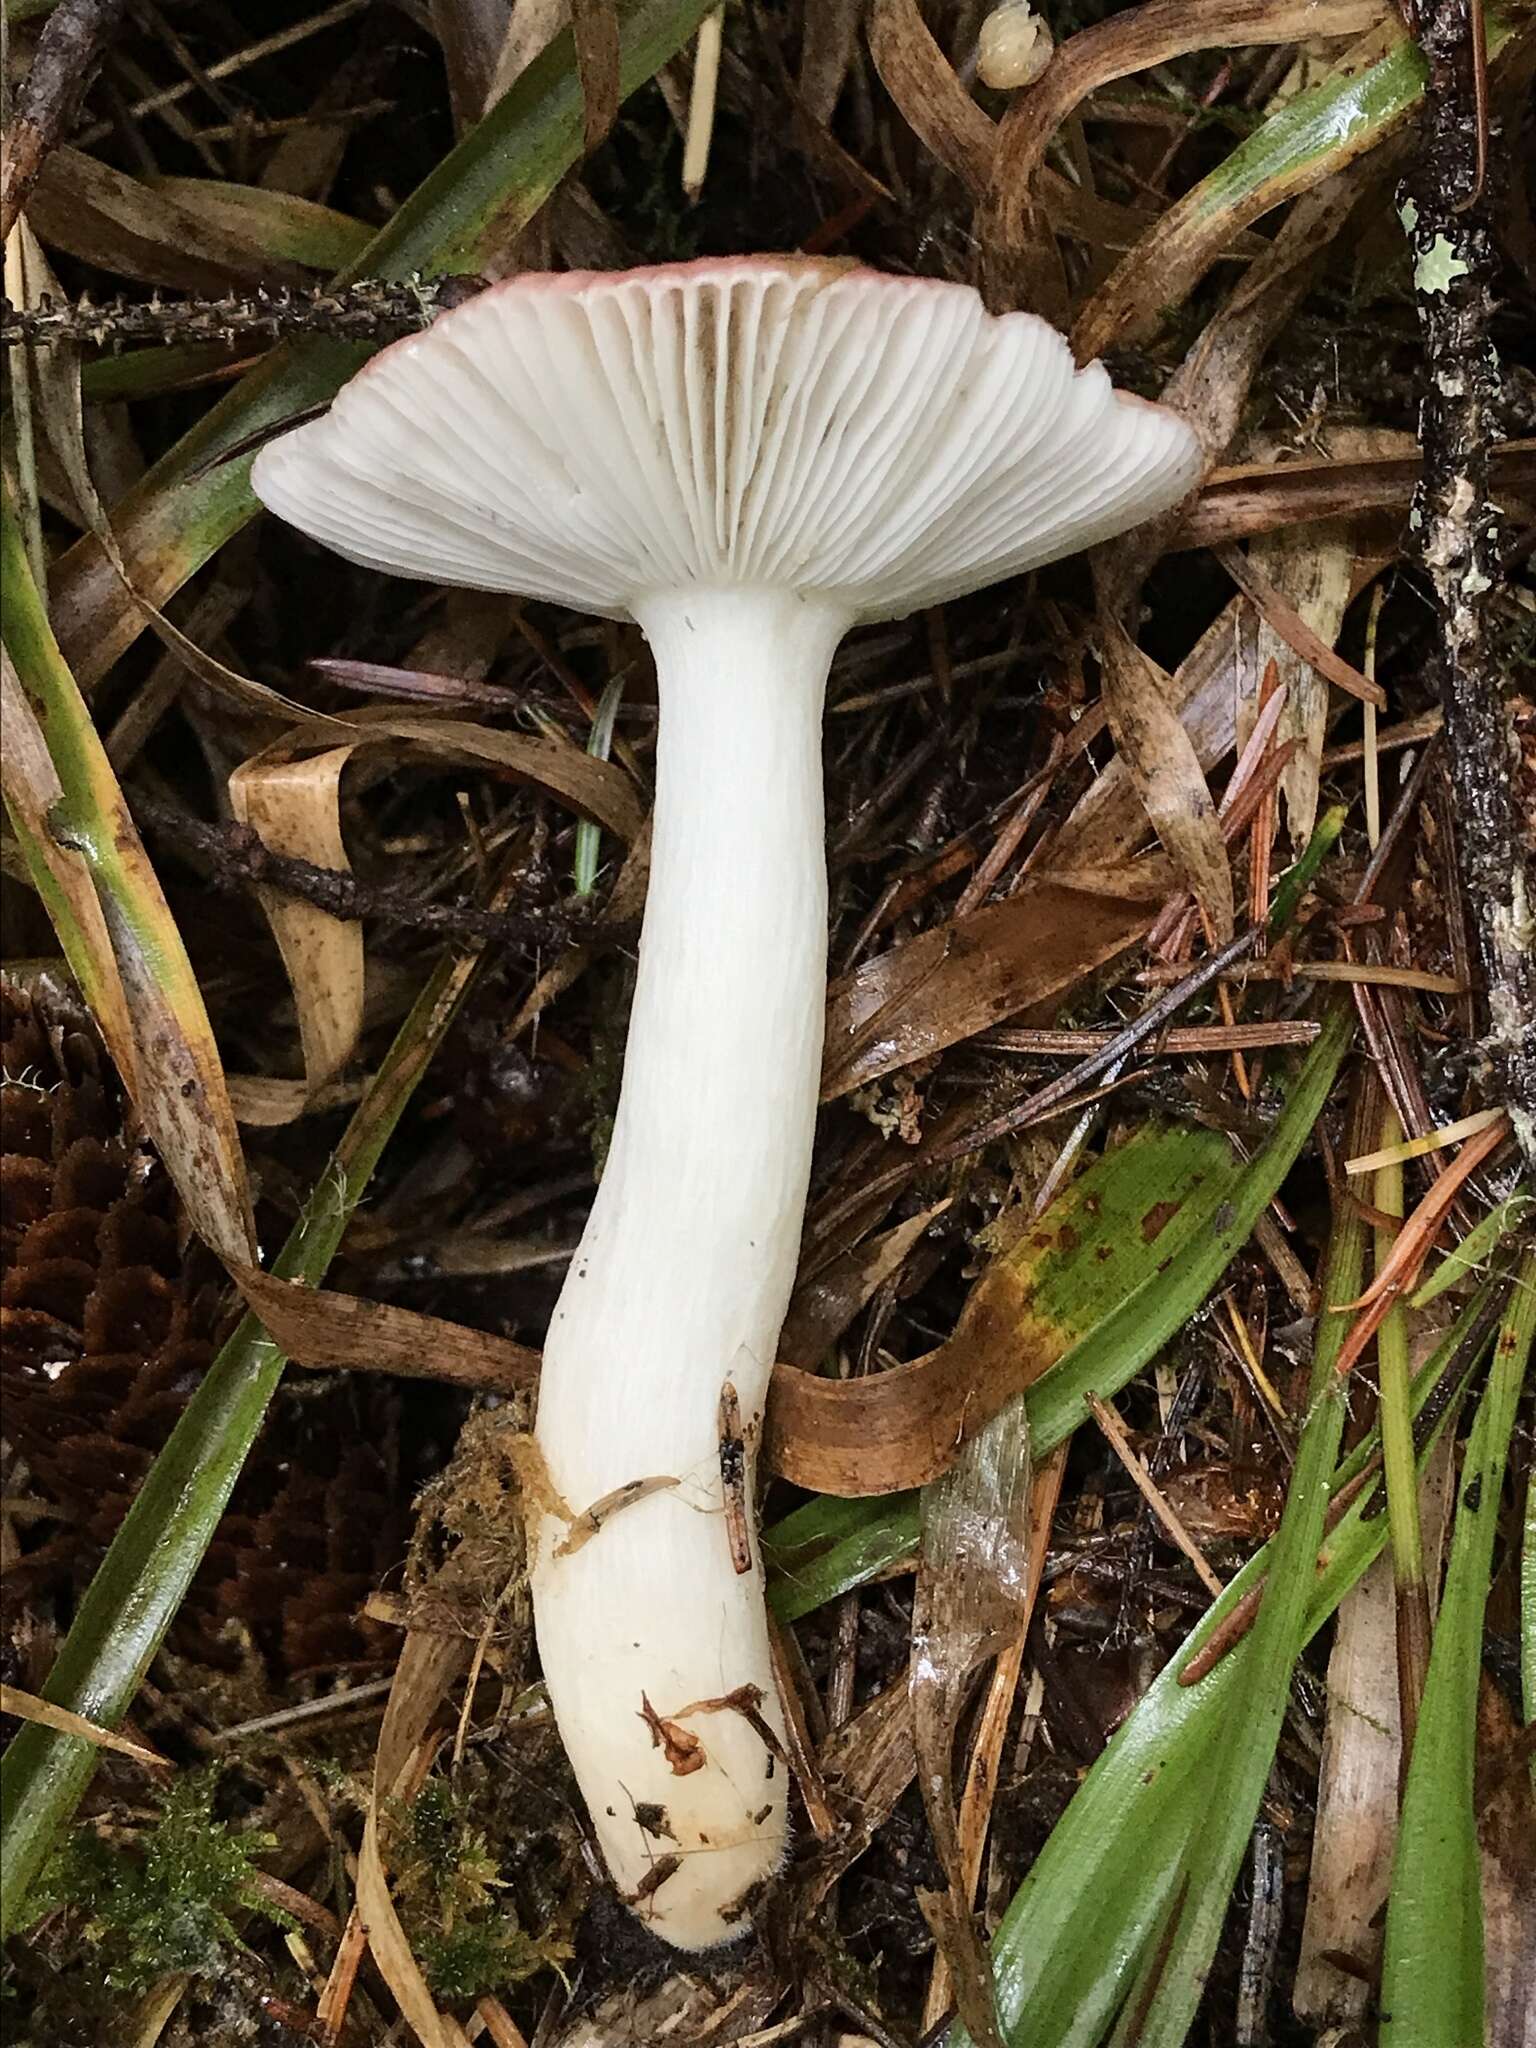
[766,1265,1058,1495]
[229,746,365,1096]
[1070,13,1500,360]
[1096,617,1234,943]
[981,0,1390,320]
[360,717,645,841]
[766,1120,1237,1494]
[221,711,641,1114]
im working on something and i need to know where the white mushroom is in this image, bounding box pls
[252,257,1200,1949]
[976,2,1054,90]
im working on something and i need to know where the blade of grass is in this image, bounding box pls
[1072,12,1523,360]
[954,1265,1506,2048]
[766,1003,1352,1620]
[1380,1250,1536,2048]
[1116,1079,1376,2045]
[49,0,718,689]
[1410,1187,1533,1309]
[2,650,136,1071]
[1268,801,1347,938]
[1375,1107,1431,1758]
[0,933,490,1937]
[1524,1460,1536,1754]
[1,478,256,1268]
[574,669,626,897]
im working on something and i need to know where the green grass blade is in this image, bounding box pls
[1269,803,1347,939]
[50,0,716,688]
[0,945,486,1937]
[1410,1187,1533,1309]
[1076,14,1521,358]
[956,1270,1504,2048]
[574,669,627,896]
[766,1004,1352,1620]
[1380,1251,1536,2047]
[1122,1086,1372,2044]
[2,481,256,1269]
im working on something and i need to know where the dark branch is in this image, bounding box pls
[2,0,130,243]
[1402,0,1536,1171]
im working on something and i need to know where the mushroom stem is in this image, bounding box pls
[531,586,850,1950]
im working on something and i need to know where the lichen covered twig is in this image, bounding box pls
[1400,0,1536,1171]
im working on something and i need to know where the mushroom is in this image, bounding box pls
[252,257,1200,1948]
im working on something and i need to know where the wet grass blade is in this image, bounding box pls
[1114,1082,1374,2044]
[1073,13,1523,360]
[956,1266,1506,2048]
[49,0,717,688]
[766,1003,1351,1620]
[0,940,489,1937]
[1380,1250,1536,2047]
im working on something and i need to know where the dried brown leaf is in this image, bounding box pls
[26,146,311,293]
[1071,14,1407,360]
[981,0,1388,327]
[571,0,621,152]
[764,1251,1069,1496]
[230,1264,539,1390]
[868,0,993,191]
[1096,618,1234,943]
[362,1631,469,2048]
[779,1202,948,1368]
[229,746,365,1095]
[821,877,1156,1099]
[356,717,644,840]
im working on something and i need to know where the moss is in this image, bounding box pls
[391,1776,570,2004]
[24,1769,291,1995]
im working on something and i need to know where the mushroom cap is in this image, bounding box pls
[252,257,1200,625]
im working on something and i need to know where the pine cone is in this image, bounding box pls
[1,976,405,1678]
